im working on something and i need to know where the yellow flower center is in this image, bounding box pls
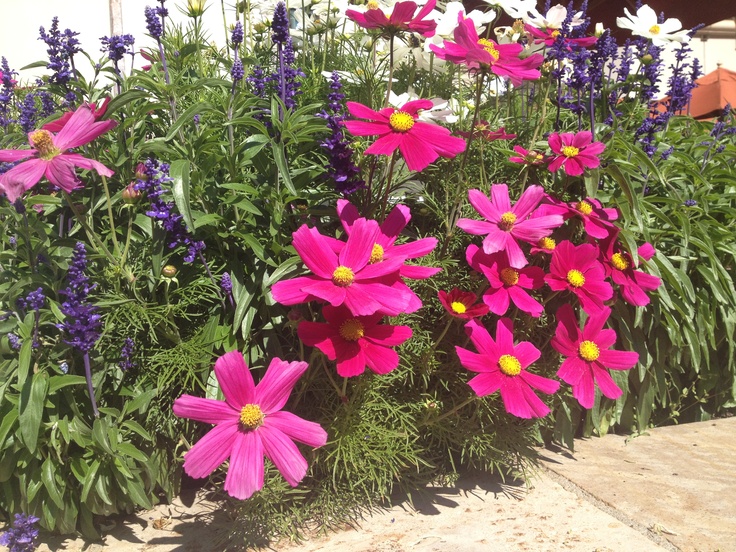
[477,39,500,62]
[498,211,517,231]
[566,269,585,288]
[500,267,519,286]
[450,301,467,314]
[339,318,365,341]
[29,130,61,160]
[369,243,384,264]
[551,29,561,38]
[649,24,660,35]
[239,404,264,430]
[562,145,580,158]
[611,252,629,271]
[538,237,556,251]
[578,340,600,362]
[498,354,521,376]
[576,200,593,215]
[332,265,355,287]
[389,110,415,132]
[366,0,379,9]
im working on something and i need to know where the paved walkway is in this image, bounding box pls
[7,418,735,552]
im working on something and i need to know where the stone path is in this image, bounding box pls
[4,418,734,551]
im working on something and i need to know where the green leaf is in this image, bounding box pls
[272,140,297,195]
[169,159,195,232]
[42,456,64,509]
[80,459,100,502]
[17,339,32,387]
[19,371,48,453]
[117,442,149,463]
[48,375,87,394]
[0,409,18,449]
[92,418,115,456]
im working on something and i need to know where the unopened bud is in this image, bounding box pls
[186,0,206,17]
[162,265,178,278]
[135,163,148,180]
[122,183,142,204]
[640,54,654,65]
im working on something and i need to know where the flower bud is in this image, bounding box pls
[135,163,148,180]
[122,183,142,204]
[594,22,605,37]
[162,265,178,278]
[640,54,654,65]
[186,0,206,17]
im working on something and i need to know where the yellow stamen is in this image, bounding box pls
[239,404,264,429]
[500,267,519,286]
[578,340,600,362]
[451,301,467,314]
[369,243,384,264]
[551,29,561,38]
[29,130,61,160]
[366,0,379,9]
[477,39,500,62]
[649,24,660,35]
[498,211,517,231]
[389,110,415,132]
[498,354,521,376]
[576,200,593,215]
[562,145,580,158]
[339,318,365,341]
[538,237,556,251]
[611,252,629,271]
[566,269,585,288]
[332,265,355,287]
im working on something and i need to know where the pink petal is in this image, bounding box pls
[259,425,309,487]
[173,395,237,424]
[214,351,256,409]
[293,226,338,278]
[520,370,560,395]
[467,371,503,397]
[598,349,639,370]
[514,341,541,368]
[344,120,392,137]
[44,157,81,192]
[494,317,515,352]
[512,185,544,219]
[400,265,442,279]
[508,286,543,317]
[365,324,412,346]
[182,421,239,479]
[592,364,623,400]
[256,357,309,414]
[490,186,512,218]
[469,187,505,223]
[483,287,510,316]
[265,411,328,448]
[362,340,401,374]
[347,281,410,316]
[224,431,264,499]
[499,378,534,418]
[464,319,499,358]
[482,229,510,256]
[504,236,528,268]
[456,347,490,373]
[571,369,596,409]
[61,153,114,177]
[365,131,406,156]
[340,218,379,269]
[271,276,320,305]
[0,159,46,202]
[398,131,439,171]
[54,106,117,150]
[455,218,495,236]
[337,199,360,232]
[390,237,437,259]
[557,356,587,386]
[0,149,35,162]
[301,279,346,306]
[335,341,366,377]
[346,101,384,121]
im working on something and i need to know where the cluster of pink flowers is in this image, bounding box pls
[273,199,440,377]
[510,130,606,177]
[445,183,661,416]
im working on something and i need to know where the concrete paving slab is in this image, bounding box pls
[540,418,736,552]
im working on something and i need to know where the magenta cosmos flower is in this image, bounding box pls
[325,200,442,312]
[344,100,465,172]
[298,305,412,377]
[524,24,598,48]
[430,14,543,86]
[346,0,437,37]
[547,131,605,176]
[551,304,639,408]
[271,218,413,316]
[599,231,661,307]
[437,288,489,320]
[173,351,328,500]
[509,145,547,166]
[467,245,545,318]
[0,104,117,203]
[456,184,563,269]
[42,98,110,132]
[545,240,613,314]
[456,318,560,418]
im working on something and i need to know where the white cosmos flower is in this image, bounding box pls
[387,90,456,123]
[616,4,690,46]
[524,4,586,30]
[432,2,495,36]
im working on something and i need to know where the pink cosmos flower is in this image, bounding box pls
[545,240,613,314]
[344,100,466,172]
[42,98,111,132]
[524,24,598,48]
[298,305,412,377]
[271,218,413,316]
[546,195,618,240]
[0,104,117,203]
[547,131,606,176]
[509,145,547,166]
[457,123,517,142]
[456,184,564,268]
[346,0,437,37]
[326,200,442,312]
[551,304,639,408]
[430,14,543,86]
[438,288,490,320]
[466,245,545,317]
[599,231,661,307]
[456,318,560,418]
[172,351,328,500]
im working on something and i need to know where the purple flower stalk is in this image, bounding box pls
[0,513,40,552]
[119,338,136,371]
[38,17,80,86]
[231,21,244,46]
[8,333,21,351]
[145,6,163,39]
[271,2,303,113]
[0,58,17,128]
[100,34,136,78]
[134,159,205,263]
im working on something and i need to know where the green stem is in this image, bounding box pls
[100,175,120,256]
[384,34,396,107]
[63,192,119,267]
[321,356,345,400]
[421,396,476,427]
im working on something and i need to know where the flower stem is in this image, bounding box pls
[83,352,100,418]
[384,34,395,108]
[63,192,119,267]
[421,396,476,427]
[100,175,120,256]
[321,356,345,401]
